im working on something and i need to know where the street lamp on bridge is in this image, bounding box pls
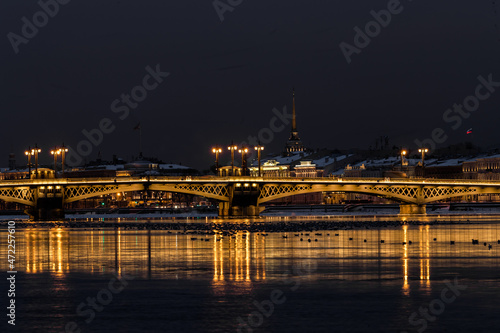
[212,147,222,175]
[418,148,429,166]
[238,147,249,176]
[24,147,32,179]
[50,148,61,177]
[254,143,264,177]
[60,144,69,176]
[25,145,41,179]
[33,145,41,178]
[228,142,238,176]
[400,149,407,168]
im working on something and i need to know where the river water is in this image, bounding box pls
[1,217,500,332]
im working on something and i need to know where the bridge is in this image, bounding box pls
[2,176,500,219]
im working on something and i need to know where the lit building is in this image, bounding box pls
[462,155,500,202]
[248,160,290,177]
[218,166,243,177]
[0,169,28,180]
[463,156,500,181]
[292,161,322,178]
[344,163,384,178]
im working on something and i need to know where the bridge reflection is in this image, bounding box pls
[5,223,500,292]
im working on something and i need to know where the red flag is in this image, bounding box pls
[466,128,472,134]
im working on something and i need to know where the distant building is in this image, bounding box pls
[0,169,28,180]
[218,166,243,177]
[424,164,463,179]
[158,164,198,177]
[463,155,500,181]
[64,166,128,178]
[249,160,290,177]
[292,161,323,178]
[344,164,383,178]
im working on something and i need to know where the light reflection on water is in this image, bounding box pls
[3,222,500,290]
[2,220,500,332]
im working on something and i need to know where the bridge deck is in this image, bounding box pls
[1,176,500,187]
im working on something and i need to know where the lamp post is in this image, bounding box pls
[212,147,222,175]
[418,148,429,166]
[51,148,61,177]
[33,145,41,178]
[228,142,238,176]
[238,147,248,176]
[24,147,32,179]
[60,144,68,176]
[254,144,264,177]
[400,149,407,168]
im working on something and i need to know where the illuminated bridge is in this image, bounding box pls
[2,176,500,219]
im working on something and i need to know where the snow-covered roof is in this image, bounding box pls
[426,158,468,167]
[311,154,351,167]
[253,151,309,166]
[476,153,500,160]
[350,157,399,168]
[0,168,29,173]
[86,165,125,170]
[159,164,191,170]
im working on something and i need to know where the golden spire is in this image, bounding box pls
[292,88,297,131]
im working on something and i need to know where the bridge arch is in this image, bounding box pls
[64,183,145,203]
[0,187,35,206]
[148,183,229,202]
[258,182,500,205]
[258,183,421,205]
[64,182,231,203]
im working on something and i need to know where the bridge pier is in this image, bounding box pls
[399,204,426,215]
[28,186,65,220]
[218,183,262,217]
[28,198,65,220]
[218,202,230,216]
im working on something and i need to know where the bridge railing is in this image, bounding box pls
[1,175,500,186]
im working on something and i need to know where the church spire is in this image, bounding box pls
[284,87,304,154]
[292,88,297,132]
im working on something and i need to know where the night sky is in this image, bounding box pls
[2,0,500,169]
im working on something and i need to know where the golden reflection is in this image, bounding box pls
[25,232,30,273]
[118,229,122,275]
[213,234,224,281]
[57,229,63,273]
[5,223,498,286]
[425,225,430,285]
[417,225,431,290]
[229,231,251,281]
[402,225,409,294]
[246,231,250,281]
[90,230,94,273]
[212,231,264,282]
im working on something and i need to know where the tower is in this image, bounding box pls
[284,88,304,154]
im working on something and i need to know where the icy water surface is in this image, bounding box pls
[1,219,500,332]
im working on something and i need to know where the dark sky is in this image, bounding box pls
[2,0,500,169]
